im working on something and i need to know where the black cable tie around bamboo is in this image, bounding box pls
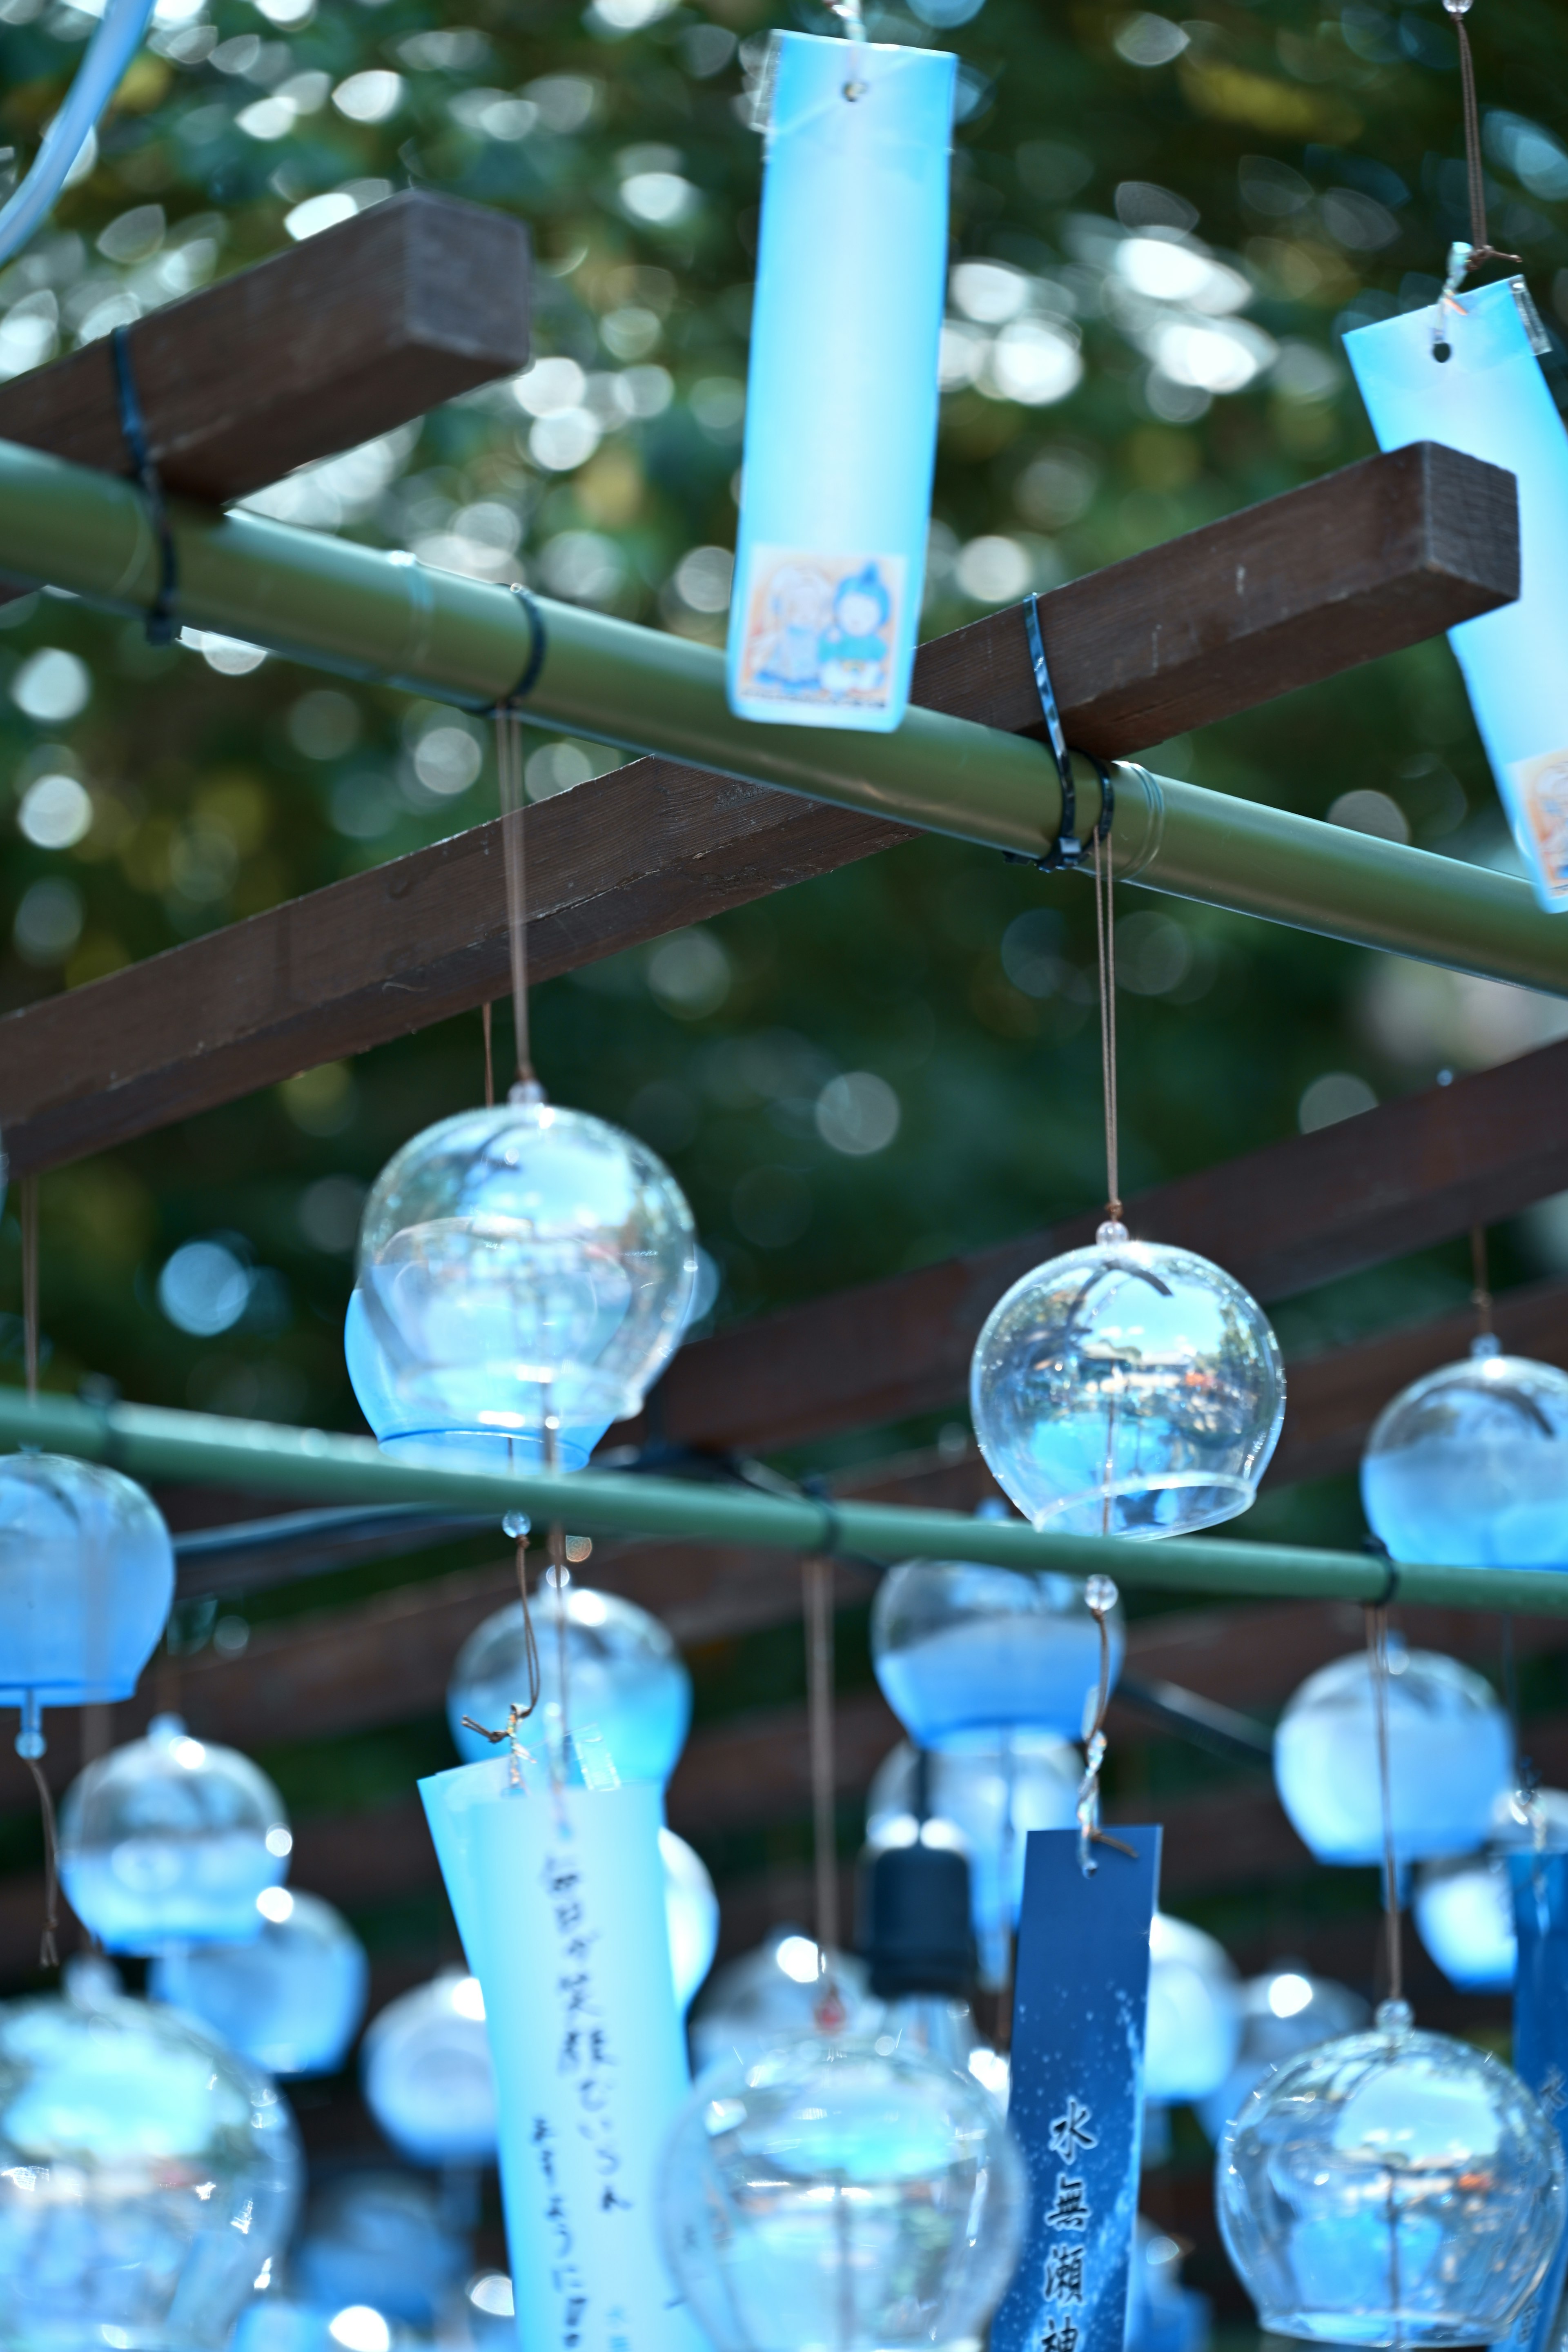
[110,327,178,648]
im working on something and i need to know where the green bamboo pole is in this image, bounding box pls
[1,1388,1563,1617]
[0,436,1565,993]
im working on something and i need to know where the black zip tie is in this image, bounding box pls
[1363,1532,1401,1609]
[1002,594,1113,872]
[110,327,177,648]
[494,582,548,712]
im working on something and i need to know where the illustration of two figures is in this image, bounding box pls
[737,551,903,713]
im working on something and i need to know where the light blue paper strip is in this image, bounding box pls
[727,31,956,733]
[1345,281,1568,913]
[421,1753,705,2352]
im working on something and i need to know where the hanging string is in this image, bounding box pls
[1091,823,1123,1232]
[20,1175,38,1401]
[1441,0,1521,286]
[1470,1223,1495,1343]
[492,704,537,1095]
[1076,1575,1136,1875]
[481,1002,496,1111]
[16,1185,58,1965]
[1365,1604,1404,2007]
[802,1553,844,2009]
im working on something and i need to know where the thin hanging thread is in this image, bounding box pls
[17,1185,59,1966]
[20,1176,38,1401]
[459,1533,544,1785]
[1366,1604,1404,2005]
[1076,1577,1136,1875]
[481,1002,496,1110]
[1443,0,1520,283]
[1091,826,1121,1226]
[803,1555,841,1971]
[1470,1223,1494,1341]
[492,704,535,1092]
[543,1417,571,1791]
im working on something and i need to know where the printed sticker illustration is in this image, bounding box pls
[1512,750,1568,901]
[736,550,906,713]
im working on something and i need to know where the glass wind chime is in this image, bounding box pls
[968,811,1284,1539]
[1221,1608,1565,2345]
[1343,0,1568,913]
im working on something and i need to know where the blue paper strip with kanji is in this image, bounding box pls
[993,1824,1162,2352]
[1496,1852,1568,2352]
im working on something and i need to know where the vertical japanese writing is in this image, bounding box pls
[1038,2098,1096,2352]
[534,1843,633,2352]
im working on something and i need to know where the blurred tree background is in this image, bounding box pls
[1,0,1567,2292]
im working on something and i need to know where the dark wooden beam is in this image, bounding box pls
[644,1037,1568,1454]
[914,441,1517,755]
[0,192,530,506]
[0,446,1512,1178]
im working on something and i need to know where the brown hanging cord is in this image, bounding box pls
[1470,1223,1495,1341]
[802,1554,842,1990]
[1091,824,1122,1230]
[24,1756,60,1969]
[20,1175,38,1401]
[481,1002,496,1110]
[1365,1604,1404,2006]
[1076,1576,1137,1873]
[493,701,537,1094]
[1443,0,1521,285]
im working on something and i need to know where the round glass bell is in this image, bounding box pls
[866,1733,1079,1987]
[970,1232,1284,1537]
[59,1712,292,1953]
[0,1961,301,2350]
[349,1091,697,1471]
[150,1886,370,2077]
[658,2029,1029,2352]
[0,1453,173,1755]
[689,1932,873,2078]
[447,1584,693,1781]
[1218,1997,1565,2346]
[360,1971,497,2167]
[292,2171,471,2325]
[1413,1787,1568,1993]
[1273,1643,1513,1867]
[1197,1967,1369,2142]
[1145,1912,1242,2105]
[1362,1337,1568,1568]
[871,1547,1125,1746]
[663,1826,719,2013]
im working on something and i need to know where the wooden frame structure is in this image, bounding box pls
[0,212,1564,2145]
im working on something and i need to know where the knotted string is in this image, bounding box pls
[1365,1603,1404,2005]
[1077,1575,1137,1875]
[17,1184,59,1965]
[802,1555,841,2004]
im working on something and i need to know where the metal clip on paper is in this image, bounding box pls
[1006,595,1114,873]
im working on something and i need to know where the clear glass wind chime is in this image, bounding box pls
[1221,1601,1564,2345]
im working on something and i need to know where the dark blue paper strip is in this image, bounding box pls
[993,1824,1163,2352]
[1497,1852,1568,2352]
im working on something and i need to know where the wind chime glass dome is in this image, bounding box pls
[447,1585,693,1780]
[58,1713,292,1954]
[662,1827,720,2012]
[870,1550,1125,1745]
[1145,1913,1243,2106]
[690,1932,873,2077]
[1413,1788,1568,1993]
[1361,1339,1568,1569]
[658,2031,1028,2352]
[866,1733,1079,1987]
[150,1886,370,2077]
[1218,1998,1565,2347]
[1273,1645,1513,1867]
[970,1235,1284,1537]
[0,1453,173,1732]
[348,1094,697,1471]
[1197,1968,1370,2143]
[0,1965,301,2350]
[360,1971,498,2167]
